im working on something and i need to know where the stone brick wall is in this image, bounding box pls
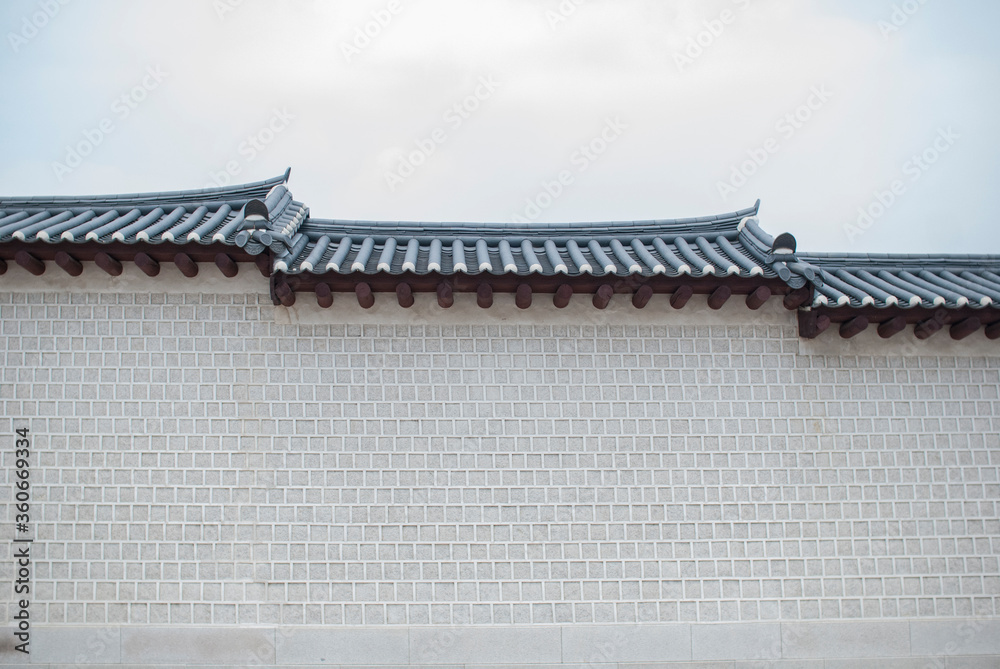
[1,278,998,665]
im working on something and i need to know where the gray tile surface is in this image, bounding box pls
[911,620,1000,657]
[410,626,562,664]
[120,627,275,664]
[562,624,692,662]
[275,627,409,664]
[781,621,910,659]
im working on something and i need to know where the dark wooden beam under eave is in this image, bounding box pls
[315,283,333,308]
[798,310,831,339]
[54,251,83,277]
[670,285,693,309]
[254,253,271,277]
[783,286,811,310]
[553,284,573,309]
[707,285,732,310]
[436,281,454,308]
[134,252,160,277]
[396,282,414,308]
[356,282,375,309]
[877,316,907,339]
[986,321,1000,340]
[14,250,45,275]
[94,252,122,276]
[839,316,868,339]
[515,283,532,310]
[745,286,771,310]
[632,285,653,309]
[215,253,239,278]
[174,253,199,278]
[592,284,613,310]
[274,281,295,307]
[950,317,981,341]
[477,283,493,309]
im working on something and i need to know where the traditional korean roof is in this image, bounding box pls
[0,169,301,247]
[1,170,998,341]
[794,254,1000,310]
[262,202,775,279]
[786,253,1000,340]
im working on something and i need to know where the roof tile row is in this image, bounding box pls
[1,171,998,322]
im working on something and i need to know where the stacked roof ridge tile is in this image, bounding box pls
[1,170,999,327]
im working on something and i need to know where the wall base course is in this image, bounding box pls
[1,622,998,666]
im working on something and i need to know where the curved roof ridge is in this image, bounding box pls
[0,168,291,209]
[303,201,761,241]
[798,252,1000,266]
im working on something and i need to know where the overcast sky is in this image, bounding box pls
[1,0,998,254]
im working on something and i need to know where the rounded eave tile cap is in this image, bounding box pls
[351,261,366,272]
[60,231,75,241]
[932,296,946,307]
[579,263,593,274]
[377,262,391,272]
[244,200,268,220]
[861,296,874,306]
[427,262,441,272]
[679,264,691,275]
[815,295,829,306]
[750,266,763,277]
[702,265,715,275]
[909,296,921,307]
[628,264,641,274]
[885,296,899,306]
[85,231,99,241]
[13,231,26,241]
[554,264,568,274]
[402,261,416,273]
[956,296,969,307]
[772,232,797,254]
[603,264,616,274]
[300,261,314,272]
[528,263,542,273]
[981,296,993,306]
[725,265,739,276]
[187,232,201,242]
[161,232,174,242]
[136,232,150,242]
[454,262,468,273]
[837,295,850,306]
[326,263,341,272]
[652,264,666,275]
[478,262,492,272]
[274,260,289,272]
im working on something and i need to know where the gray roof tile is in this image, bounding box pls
[0,172,291,248]
[4,171,997,320]
[794,254,1000,311]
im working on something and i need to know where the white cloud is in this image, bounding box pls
[1,0,997,253]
